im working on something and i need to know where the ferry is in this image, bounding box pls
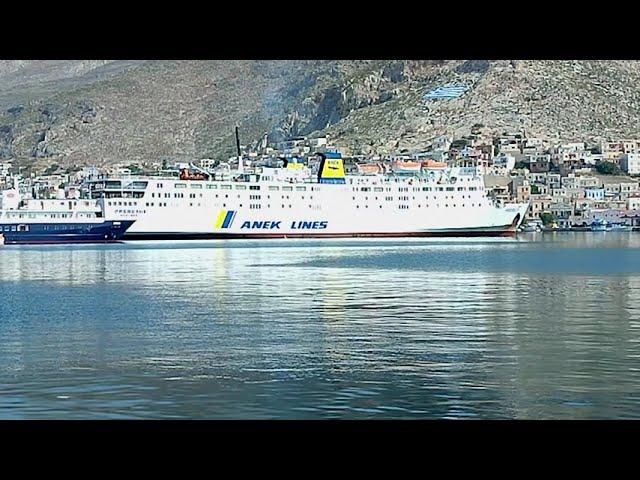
[0,193,134,244]
[85,152,529,239]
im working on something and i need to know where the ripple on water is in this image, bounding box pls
[2,235,640,418]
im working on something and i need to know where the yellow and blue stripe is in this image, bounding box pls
[214,210,236,229]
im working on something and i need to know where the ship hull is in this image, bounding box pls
[0,220,135,245]
[123,225,517,240]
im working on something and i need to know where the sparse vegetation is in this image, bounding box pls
[539,212,555,226]
[595,161,622,175]
[43,163,59,175]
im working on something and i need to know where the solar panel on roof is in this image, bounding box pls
[424,84,469,100]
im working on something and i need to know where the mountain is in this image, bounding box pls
[2,60,640,170]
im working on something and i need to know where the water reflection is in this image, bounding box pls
[1,234,640,418]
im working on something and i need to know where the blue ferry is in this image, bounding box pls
[0,219,134,244]
[0,194,135,245]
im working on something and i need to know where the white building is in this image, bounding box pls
[492,153,516,171]
[0,161,12,176]
[585,187,605,201]
[620,153,640,175]
[627,195,640,210]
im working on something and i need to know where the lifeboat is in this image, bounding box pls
[356,163,382,175]
[421,159,448,169]
[391,160,422,174]
[179,169,207,181]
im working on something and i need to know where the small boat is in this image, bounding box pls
[590,219,612,232]
[609,223,633,232]
[519,223,541,232]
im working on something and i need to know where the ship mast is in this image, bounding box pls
[235,125,243,174]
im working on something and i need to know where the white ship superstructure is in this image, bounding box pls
[87,152,528,239]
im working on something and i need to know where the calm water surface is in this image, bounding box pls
[1,233,640,419]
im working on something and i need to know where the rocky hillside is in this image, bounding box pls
[2,60,640,169]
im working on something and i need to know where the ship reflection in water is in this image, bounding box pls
[1,233,640,419]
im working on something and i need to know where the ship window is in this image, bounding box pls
[206,184,217,189]
[296,186,306,191]
[282,186,293,191]
[446,187,454,191]
[268,186,279,191]
[374,187,383,192]
[235,185,247,190]
[221,185,231,190]
[250,185,260,190]
[175,183,187,188]
[191,184,202,189]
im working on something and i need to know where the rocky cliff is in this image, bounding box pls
[2,60,640,169]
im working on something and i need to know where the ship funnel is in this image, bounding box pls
[316,151,345,184]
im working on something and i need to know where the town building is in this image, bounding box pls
[601,141,625,164]
[549,203,573,228]
[585,187,605,201]
[620,153,640,175]
[527,194,553,220]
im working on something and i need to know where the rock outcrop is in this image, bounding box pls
[2,60,640,168]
